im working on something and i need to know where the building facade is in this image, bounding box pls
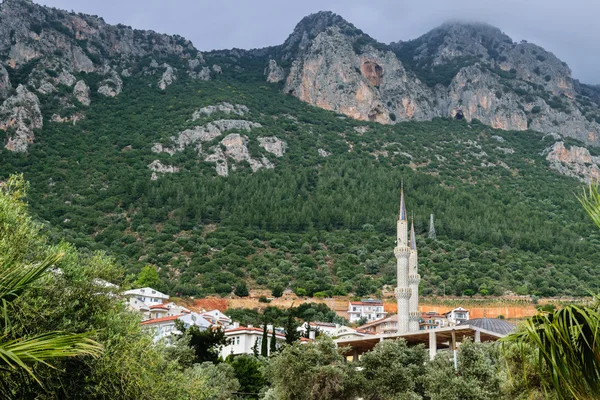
[140,312,211,342]
[395,188,421,333]
[220,326,286,358]
[444,307,470,326]
[347,299,387,323]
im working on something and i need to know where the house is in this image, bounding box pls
[140,312,211,342]
[124,287,169,305]
[220,326,286,358]
[419,311,448,330]
[347,299,387,323]
[358,315,398,334]
[201,309,233,327]
[126,294,191,321]
[297,321,337,338]
[297,322,374,340]
[444,307,469,326]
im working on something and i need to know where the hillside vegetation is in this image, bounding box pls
[1,63,598,298]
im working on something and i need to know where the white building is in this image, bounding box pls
[201,309,233,327]
[419,311,448,330]
[220,326,286,358]
[297,322,374,340]
[124,287,169,305]
[140,312,211,342]
[298,321,337,338]
[444,307,469,326]
[347,299,387,323]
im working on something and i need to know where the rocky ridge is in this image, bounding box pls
[152,105,284,177]
[0,0,214,150]
[272,12,600,148]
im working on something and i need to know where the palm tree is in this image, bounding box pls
[504,305,600,399]
[502,184,600,400]
[0,253,102,384]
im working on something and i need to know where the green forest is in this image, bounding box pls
[1,55,598,298]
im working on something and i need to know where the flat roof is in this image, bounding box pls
[335,325,505,355]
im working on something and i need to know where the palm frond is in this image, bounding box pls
[0,253,62,304]
[578,184,600,230]
[503,305,600,400]
[0,331,103,383]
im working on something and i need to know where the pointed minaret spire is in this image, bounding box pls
[410,217,417,250]
[399,183,407,221]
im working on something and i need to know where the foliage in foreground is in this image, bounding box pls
[265,336,554,400]
[0,174,238,399]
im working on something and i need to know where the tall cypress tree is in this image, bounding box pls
[270,326,277,355]
[261,323,268,357]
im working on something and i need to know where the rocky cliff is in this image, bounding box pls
[273,12,600,147]
[0,0,212,151]
[4,1,600,184]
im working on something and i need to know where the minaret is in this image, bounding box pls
[394,186,411,333]
[408,218,421,332]
[428,214,436,240]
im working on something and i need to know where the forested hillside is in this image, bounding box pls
[1,62,598,298]
[1,0,600,299]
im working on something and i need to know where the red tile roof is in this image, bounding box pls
[149,304,169,309]
[350,301,384,305]
[140,314,183,325]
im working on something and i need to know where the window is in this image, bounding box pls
[236,336,240,345]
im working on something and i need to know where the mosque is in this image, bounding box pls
[335,187,515,360]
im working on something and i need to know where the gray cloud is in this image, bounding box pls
[37,0,600,84]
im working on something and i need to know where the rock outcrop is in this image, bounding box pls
[265,59,285,83]
[51,112,85,124]
[258,136,286,157]
[153,119,262,155]
[0,0,199,151]
[0,85,43,152]
[148,160,180,180]
[0,65,10,100]
[544,141,600,182]
[158,64,176,90]
[98,69,123,97]
[73,80,91,106]
[318,148,332,157]
[204,134,273,176]
[151,106,279,176]
[191,103,249,120]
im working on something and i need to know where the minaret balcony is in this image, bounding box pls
[395,287,412,299]
[408,274,421,285]
[409,312,421,321]
[394,247,411,258]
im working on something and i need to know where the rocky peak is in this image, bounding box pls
[392,21,513,72]
[278,14,600,147]
[280,11,362,59]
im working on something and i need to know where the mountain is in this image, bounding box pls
[1,0,600,299]
[271,13,600,147]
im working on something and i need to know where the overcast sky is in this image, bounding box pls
[36,0,600,84]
